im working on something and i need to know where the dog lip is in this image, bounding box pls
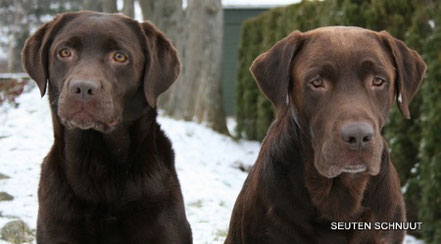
[341,164,367,173]
[106,119,119,127]
[60,110,119,132]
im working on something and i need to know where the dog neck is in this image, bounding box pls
[265,114,384,222]
[49,107,159,202]
[47,82,155,163]
[58,109,156,163]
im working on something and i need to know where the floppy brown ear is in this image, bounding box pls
[140,21,180,108]
[381,31,427,119]
[22,21,53,97]
[22,13,75,97]
[250,31,303,109]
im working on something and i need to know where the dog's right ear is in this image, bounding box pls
[22,14,72,97]
[250,31,303,109]
[140,21,180,108]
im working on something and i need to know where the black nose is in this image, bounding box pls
[340,122,374,150]
[69,80,99,102]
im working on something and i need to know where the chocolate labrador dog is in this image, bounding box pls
[22,11,191,243]
[225,27,426,244]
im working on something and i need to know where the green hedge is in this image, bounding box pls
[419,2,441,242]
[235,1,324,140]
[235,0,441,242]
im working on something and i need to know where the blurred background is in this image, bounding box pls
[0,0,440,243]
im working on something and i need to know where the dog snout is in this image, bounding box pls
[340,122,374,150]
[69,79,100,102]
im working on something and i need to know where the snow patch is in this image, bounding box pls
[0,86,260,243]
[428,20,435,29]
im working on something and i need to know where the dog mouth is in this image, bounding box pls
[341,164,367,174]
[313,134,384,178]
[60,110,119,133]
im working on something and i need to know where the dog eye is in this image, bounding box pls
[58,48,71,58]
[113,52,128,63]
[372,77,386,87]
[310,77,325,88]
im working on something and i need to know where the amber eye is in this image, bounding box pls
[58,48,71,58]
[113,52,128,63]
[373,77,386,87]
[310,76,324,88]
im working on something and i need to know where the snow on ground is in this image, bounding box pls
[0,86,424,244]
[0,85,259,243]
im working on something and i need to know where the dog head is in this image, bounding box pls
[251,26,426,178]
[22,11,179,133]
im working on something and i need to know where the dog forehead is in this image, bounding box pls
[55,13,141,45]
[296,27,392,71]
[307,26,377,44]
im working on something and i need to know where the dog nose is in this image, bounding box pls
[340,122,374,150]
[69,80,99,102]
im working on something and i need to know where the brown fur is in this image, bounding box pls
[22,11,191,243]
[225,26,426,244]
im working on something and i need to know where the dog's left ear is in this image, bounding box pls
[140,21,180,108]
[381,31,427,119]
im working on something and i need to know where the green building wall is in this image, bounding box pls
[221,7,268,115]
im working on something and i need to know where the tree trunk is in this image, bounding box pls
[122,0,134,18]
[8,0,28,72]
[82,0,103,11]
[102,0,118,13]
[138,0,184,55]
[182,0,228,134]
[139,0,228,134]
[138,0,187,118]
[138,0,153,20]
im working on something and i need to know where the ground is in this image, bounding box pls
[0,86,423,243]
